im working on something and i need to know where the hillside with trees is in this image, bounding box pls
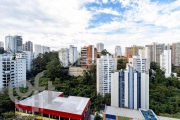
[149,62,180,118]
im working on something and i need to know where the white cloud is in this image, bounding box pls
[95,8,120,16]
[0,0,180,54]
[102,0,108,4]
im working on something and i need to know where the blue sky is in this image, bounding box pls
[0,0,180,54]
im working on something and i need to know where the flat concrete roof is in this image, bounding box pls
[105,106,144,120]
[158,116,180,120]
[17,90,90,115]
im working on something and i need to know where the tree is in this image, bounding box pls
[0,47,4,54]
[44,58,63,81]
[150,62,159,70]
[117,59,126,70]
[101,49,111,55]
[94,113,102,120]
[103,93,111,106]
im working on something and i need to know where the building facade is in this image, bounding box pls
[145,42,165,65]
[0,53,26,90]
[14,36,23,53]
[160,50,172,78]
[97,54,117,96]
[80,46,87,68]
[0,41,4,48]
[24,41,33,52]
[5,35,17,53]
[34,44,50,58]
[80,45,97,69]
[111,66,149,110]
[125,45,143,62]
[96,43,104,53]
[16,51,34,71]
[115,46,122,57]
[128,56,150,72]
[69,45,78,65]
[58,48,69,67]
[172,42,180,67]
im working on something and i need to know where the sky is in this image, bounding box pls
[0,0,180,54]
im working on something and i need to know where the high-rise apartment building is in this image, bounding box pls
[145,42,165,65]
[80,46,87,68]
[97,54,117,96]
[128,56,150,72]
[96,43,104,53]
[58,48,69,67]
[5,35,17,53]
[0,41,4,48]
[172,42,180,67]
[115,46,122,57]
[14,36,23,53]
[80,45,97,68]
[160,50,172,78]
[16,51,34,71]
[34,44,41,57]
[24,41,33,52]
[69,45,78,65]
[111,66,149,110]
[34,44,50,58]
[125,45,143,62]
[5,35,23,53]
[0,53,26,90]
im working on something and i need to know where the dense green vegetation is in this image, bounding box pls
[100,49,111,55]
[0,47,4,54]
[32,52,58,76]
[149,62,180,118]
[172,64,180,77]
[117,59,126,70]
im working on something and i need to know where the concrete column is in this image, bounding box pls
[49,114,50,118]
[26,110,27,114]
[59,116,60,120]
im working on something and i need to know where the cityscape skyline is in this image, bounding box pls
[0,0,180,54]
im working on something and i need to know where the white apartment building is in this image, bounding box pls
[96,43,104,53]
[139,47,150,61]
[0,53,26,90]
[69,45,78,65]
[128,55,150,72]
[115,46,122,57]
[97,54,117,96]
[160,50,172,78]
[16,51,34,71]
[34,44,50,58]
[5,35,23,53]
[111,66,149,110]
[0,41,4,48]
[59,48,69,67]
[34,44,41,58]
[5,35,17,53]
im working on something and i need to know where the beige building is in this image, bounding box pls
[68,67,85,76]
[172,42,180,67]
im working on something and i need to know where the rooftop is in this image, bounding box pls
[105,106,144,120]
[16,90,90,115]
[158,116,180,120]
[105,106,180,120]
